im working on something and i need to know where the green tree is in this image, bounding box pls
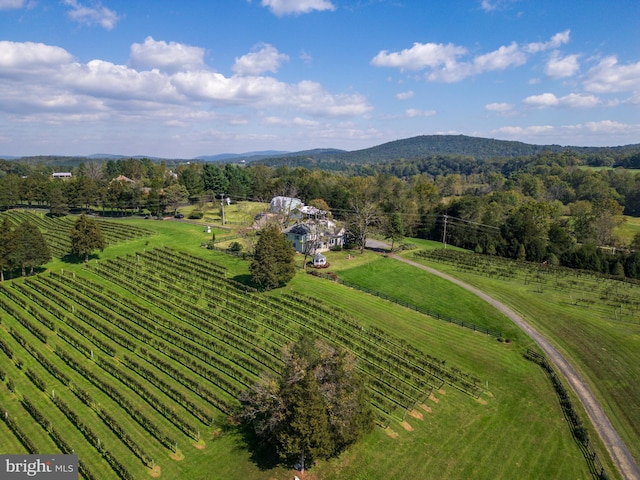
[239,337,373,472]
[383,211,405,251]
[12,220,51,276]
[250,223,296,289]
[0,217,17,281]
[70,214,106,262]
[47,184,69,217]
[202,164,229,196]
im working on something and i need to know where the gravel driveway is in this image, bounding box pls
[365,239,640,480]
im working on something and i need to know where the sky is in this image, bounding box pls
[0,0,639,158]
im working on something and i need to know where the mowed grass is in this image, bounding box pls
[0,216,609,479]
[397,245,640,473]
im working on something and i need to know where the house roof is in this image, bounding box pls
[285,223,312,235]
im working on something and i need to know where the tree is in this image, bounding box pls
[70,214,106,262]
[164,183,189,214]
[47,184,69,217]
[239,337,373,472]
[345,177,379,254]
[0,217,17,281]
[12,220,51,276]
[250,223,296,289]
[383,212,405,251]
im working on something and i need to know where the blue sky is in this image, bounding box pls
[0,0,639,157]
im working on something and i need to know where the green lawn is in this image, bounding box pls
[0,214,618,479]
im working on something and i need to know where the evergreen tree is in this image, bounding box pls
[239,337,373,472]
[12,220,51,276]
[0,217,17,281]
[70,214,106,262]
[250,223,296,289]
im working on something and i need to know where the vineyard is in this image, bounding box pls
[0,243,484,479]
[0,210,153,258]
[415,248,640,323]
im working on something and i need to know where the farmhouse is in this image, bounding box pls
[52,172,72,179]
[284,220,345,253]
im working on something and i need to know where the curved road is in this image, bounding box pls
[366,241,640,480]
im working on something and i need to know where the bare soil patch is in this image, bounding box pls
[408,409,424,420]
[384,427,399,439]
[428,393,439,403]
[401,421,414,431]
[148,465,161,477]
[419,403,432,413]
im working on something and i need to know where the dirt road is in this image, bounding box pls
[384,250,640,480]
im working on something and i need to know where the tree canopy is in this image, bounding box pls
[12,220,51,276]
[70,214,106,262]
[249,223,296,289]
[239,336,373,471]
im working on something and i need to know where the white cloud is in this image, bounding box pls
[525,30,570,54]
[485,102,514,113]
[523,92,600,108]
[261,0,335,16]
[129,37,206,72]
[0,41,74,70]
[62,0,120,30]
[493,120,640,145]
[473,42,526,72]
[371,42,467,71]
[396,90,414,100]
[480,0,516,12]
[372,31,570,83]
[0,0,25,10]
[545,51,580,78]
[232,44,289,76]
[0,39,370,124]
[583,56,640,93]
[405,108,436,118]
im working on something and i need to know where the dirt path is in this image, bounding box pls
[385,251,640,480]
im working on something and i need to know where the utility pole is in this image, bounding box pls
[442,214,448,248]
[220,194,226,225]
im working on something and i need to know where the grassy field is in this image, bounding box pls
[0,211,618,479]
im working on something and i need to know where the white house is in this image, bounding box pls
[270,196,302,214]
[284,220,345,254]
[52,172,72,179]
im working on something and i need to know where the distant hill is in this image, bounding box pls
[254,135,640,168]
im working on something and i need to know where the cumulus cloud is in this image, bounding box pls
[232,44,289,75]
[0,39,370,124]
[485,102,514,113]
[545,51,580,78]
[583,56,640,93]
[371,42,467,71]
[396,90,414,100]
[371,31,569,83]
[62,0,120,30]
[261,0,335,16]
[523,92,600,108]
[129,37,206,72]
[524,30,570,54]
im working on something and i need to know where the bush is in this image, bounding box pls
[189,210,204,219]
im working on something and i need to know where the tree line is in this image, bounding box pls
[6,152,640,276]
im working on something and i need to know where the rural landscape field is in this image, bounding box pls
[1,196,637,479]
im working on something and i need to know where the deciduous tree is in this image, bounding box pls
[70,214,106,262]
[12,220,51,276]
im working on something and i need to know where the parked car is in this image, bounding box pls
[174,213,184,219]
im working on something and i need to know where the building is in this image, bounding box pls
[52,172,72,179]
[284,220,345,254]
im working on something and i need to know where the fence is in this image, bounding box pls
[525,349,609,480]
[308,271,503,338]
